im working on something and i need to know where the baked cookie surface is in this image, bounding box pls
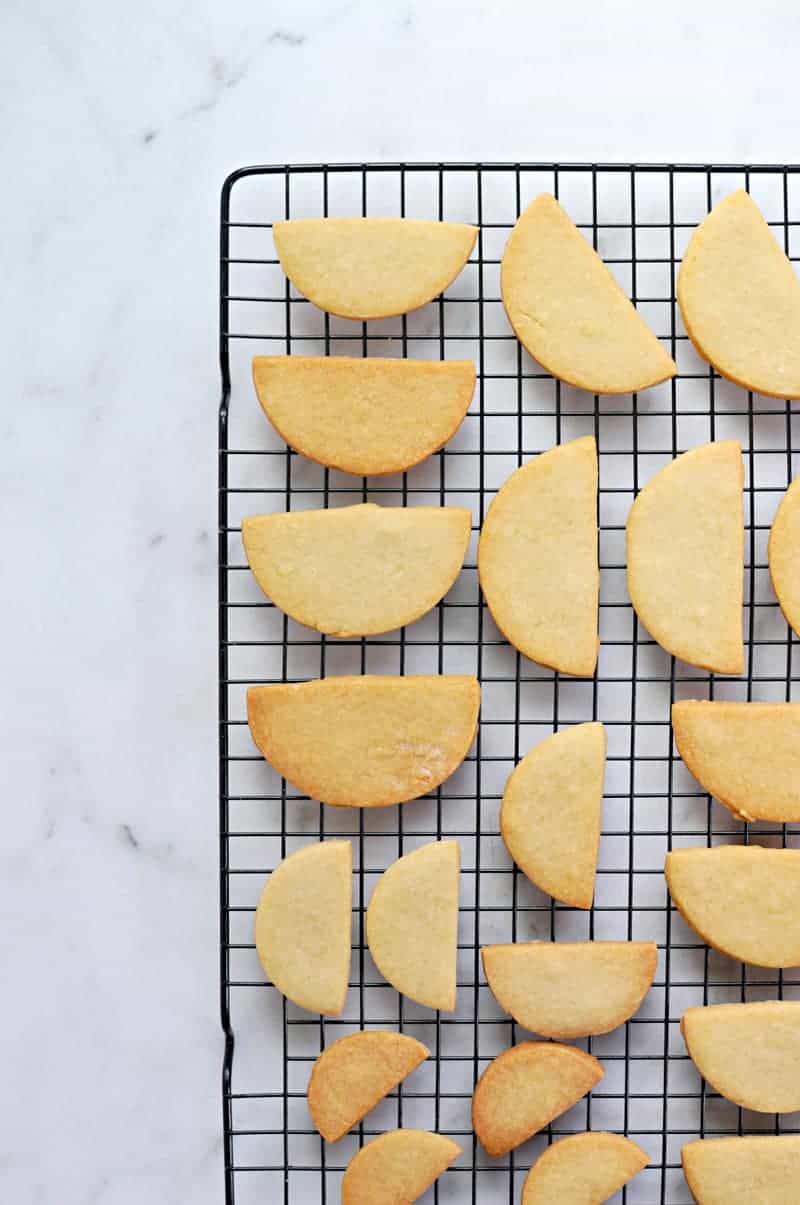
[242,504,471,637]
[501,193,675,393]
[678,189,800,398]
[478,436,599,675]
[274,217,477,319]
[626,441,744,673]
[247,676,480,807]
[500,722,605,909]
[254,840,351,1015]
[252,355,475,477]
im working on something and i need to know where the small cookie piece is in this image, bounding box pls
[769,477,800,638]
[366,841,459,1011]
[252,356,475,477]
[472,1041,604,1157]
[242,504,471,637]
[247,676,480,808]
[626,441,744,673]
[254,841,351,1015]
[500,722,605,909]
[522,1131,649,1204]
[672,700,800,822]
[478,437,599,675]
[273,218,477,319]
[682,1135,800,1204]
[341,1129,461,1204]
[482,941,657,1038]
[682,1001,800,1112]
[665,845,800,968]
[678,189,800,399]
[501,193,676,393]
[307,1031,429,1142]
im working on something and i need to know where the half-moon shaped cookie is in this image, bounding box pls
[681,1001,800,1112]
[247,676,480,807]
[341,1129,461,1204]
[682,1135,800,1204]
[307,1031,429,1142]
[665,845,800,968]
[254,840,351,1014]
[252,356,475,477]
[678,189,800,398]
[242,504,471,637]
[478,436,599,675]
[626,441,744,673]
[672,700,800,822]
[522,1131,649,1204]
[482,941,657,1038]
[472,1041,604,1157]
[769,477,800,638]
[366,841,459,1011]
[500,722,606,909]
[273,217,477,319]
[501,193,676,393]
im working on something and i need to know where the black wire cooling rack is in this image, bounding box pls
[218,163,800,1205]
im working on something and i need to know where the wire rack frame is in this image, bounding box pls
[218,163,800,1205]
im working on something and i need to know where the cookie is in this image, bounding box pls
[682,1135,800,1204]
[472,1042,603,1157]
[247,676,480,808]
[681,1001,800,1112]
[242,504,471,637]
[678,190,800,399]
[672,700,800,822]
[366,841,459,1011]
[500,722,605,909]
[341,1128,460,1204]
[482,941,657,1038]
[769,477,800,637]
[273,218,477,319]
[501,193,676,394]
[626,441,744,673]
[254,840,351,1015]
[665,845,800,968]
[522,1131,649,1205]
[307,1031,429,1142]
[252,355,475,477]
[478,437,599,675]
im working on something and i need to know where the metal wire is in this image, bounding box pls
[219,164,800,1205]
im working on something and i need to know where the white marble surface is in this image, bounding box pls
[3,1,799,1201]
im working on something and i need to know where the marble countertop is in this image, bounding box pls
[3,1,798,1201]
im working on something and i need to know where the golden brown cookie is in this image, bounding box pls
[252,355,475,477]
[254,840,351,1014]
[672,700,800,822]
[307,1031,429,1142]
[678,189,800,398]
[626,441,744,673]
[682,1135,800,1204]
[472,1041,604,1157]
[247,676,480,807]
[242,504,471,637]
[482,941,657,1038]
[522,1131,649,1204]
[665,845,800,968]
[681,1002,800,1112]
[366,841,459,1011]
[501,193,676,393]
[500,722,606,909]
[478,437,599,675]
[273,218,477,319]
[341,1129,460,1204]
[769,477,800,637]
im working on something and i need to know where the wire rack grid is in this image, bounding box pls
[218,162,800,1205]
